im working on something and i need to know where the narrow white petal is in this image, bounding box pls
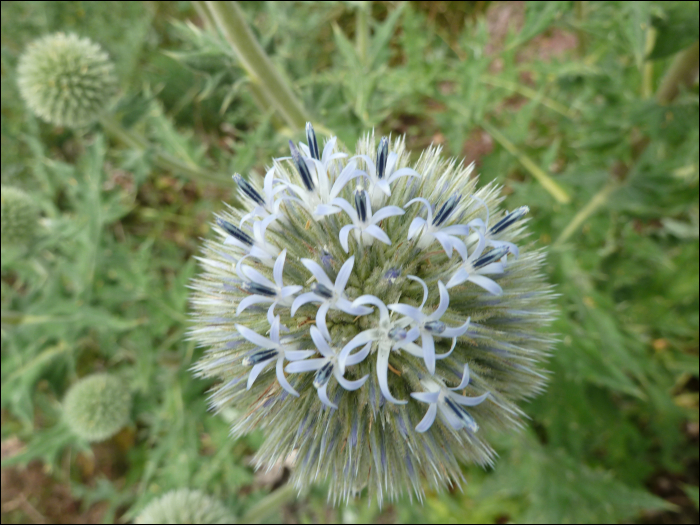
[387,303,425,322]
[329,162,363,200]
[321,136,338,165]
[371,205,405,224]
[446,268,470,289]
[433,231,454,258]
[407,275,429,309]
[237,295,274,316]
[318,382,338,409]
[408,217,426,240]
[285,350,316,361]
[387,167,420,183]
[291,292,320,315]
[411,391,441,403]
[335,256,355,292]
[279,285,303,298]
[270,316,281,343]
[344,342,372,367]
[452,363,471,390]
[432,281,450,319]
[352,295,387,321]
[468,274,503,295]
[376,348,407,404]
[339,331,377,370]
[415,403,438,433]
[335,370,368,391]
[404,197,433,224]
[285,358,326,374]
[276,357,300,397]
[339,224,354,253]
[314,204,342,217]
[478,262,505,275]
[335,297,373,316]
[436,337,457,359]
[364,225,391,245]
[450,391,490,407]
[247,361,270,390]
[422,335,436,375]
[316,302,332,342]
[442,317,470,338]
[236,324,275,348]
[273,249,287,287]
[300,259,335,288]
[330,197,359,224]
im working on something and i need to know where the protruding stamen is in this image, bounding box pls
[314,362,333,388]
[289,140,315,191]
[490,206,530,235]
[354,189,368,223]
[306,122,320,161]
[433,194,462,227]
[243,349,277,366]
[388,327,407,341]
[217,218,254,246]
[424,320,446,334]
[312,282,334,299]
[243,282,277,297]
[473,246,509,269]
[376,137,389,179]
[444,396,478,431]
[233,174,264,206]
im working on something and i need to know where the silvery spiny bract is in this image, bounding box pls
[190,124,555,504]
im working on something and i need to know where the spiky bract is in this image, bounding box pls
[63,373,131,442]
[190,129,555,504]
[1,186,39,246]
[135,489,234,524]
[17,32,118,127]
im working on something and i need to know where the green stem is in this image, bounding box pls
[574,1,588,57]
[99,116,229,186]
[204,1,309,129]
[240,483,298,524]
[642,28,656,98]
[481,120,571,204]
[356,2,370,67]
[553,182,618,247]
[656,40,700,105]
[480,75,576,119]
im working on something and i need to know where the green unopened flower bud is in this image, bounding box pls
[17,32,118,127]
[63,373,131,442]
[1,186,39,247]
[135,489,235,524]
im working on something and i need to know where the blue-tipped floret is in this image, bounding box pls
[376,137,389,179]
[233,174,264,206]
[289,140,315,191]
[306,122,320,161]
[216,218,254,246]
[433,194,462,227]
[473,245,509,269]
[354,189,368,222]
[490,206,529,235]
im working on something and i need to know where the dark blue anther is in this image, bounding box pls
[233,174,264,206]
[444,396,477,429]
[306,122,320,161]
[312,282,334,299]
[388,327,407,341]
[490,206,530,235]
[424,320,446,334]
[354,189,368,223]
[243,282,277,297]
[242,348,277,366]
[433,194,462,227]
[376,137,389,179]
[217,218,253,246]
[289,140,315,191]
[314,362,334,388]
[383,268,400,284]
[473,246,509,269]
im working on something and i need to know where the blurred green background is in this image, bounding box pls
[1,1,698,523]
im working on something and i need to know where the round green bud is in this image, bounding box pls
[63,373,131,442]
[17,32,118,127]
[135,489,235,524]
[1,186,39,247]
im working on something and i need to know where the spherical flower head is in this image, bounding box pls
[1,186,39,247]
[17,32,118,127]
[63,373,131,442]
[190,126,555,504]
[135,489,234,524]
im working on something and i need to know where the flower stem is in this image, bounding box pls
[356,2,370,67]
[240,483,298,524]
[656,40,700,105]
[203,1,309,129]
[553,181,618,247]
[99,116,229,186]
[481,120,571,204]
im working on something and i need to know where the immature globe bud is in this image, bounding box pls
[63,373,131,442]
[1,186,39,247]
[17,32,118,127]
[190,127,555,504]
[135,489,234,524]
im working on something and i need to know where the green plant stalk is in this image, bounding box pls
[642,28,656,98]
[553,181,618,247]
[656,40,700,105]
[356,2,370,67]
[99,116,228,185]
[480,75,576,119]
[240,483,298,524]
[204,1,309,129]
[574,1,588,57]
[481,120,571,204]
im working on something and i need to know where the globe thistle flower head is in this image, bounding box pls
[1,186,39,247]
[135,489,234,524]
[63,373,131,442]
[190,125,555,504]
[17,32,118,127]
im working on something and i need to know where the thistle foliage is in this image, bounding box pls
[190,127,555,504]
[1,186,39,247]
[135,489,234,524]
[17,32,118,127]
[63,373,131,442]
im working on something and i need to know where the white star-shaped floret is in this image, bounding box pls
[465,195,527,258]
[291,256,373,340]
[235,249,303,324]
[446,231,508,294]
[388,276,470,375]
[237,316,316,397]
[285,326,370,409]
[331,189,405,253]
[410,363,490,433]
[236,168,288,226]
[404,195,471,258]
[217,214,281,263]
